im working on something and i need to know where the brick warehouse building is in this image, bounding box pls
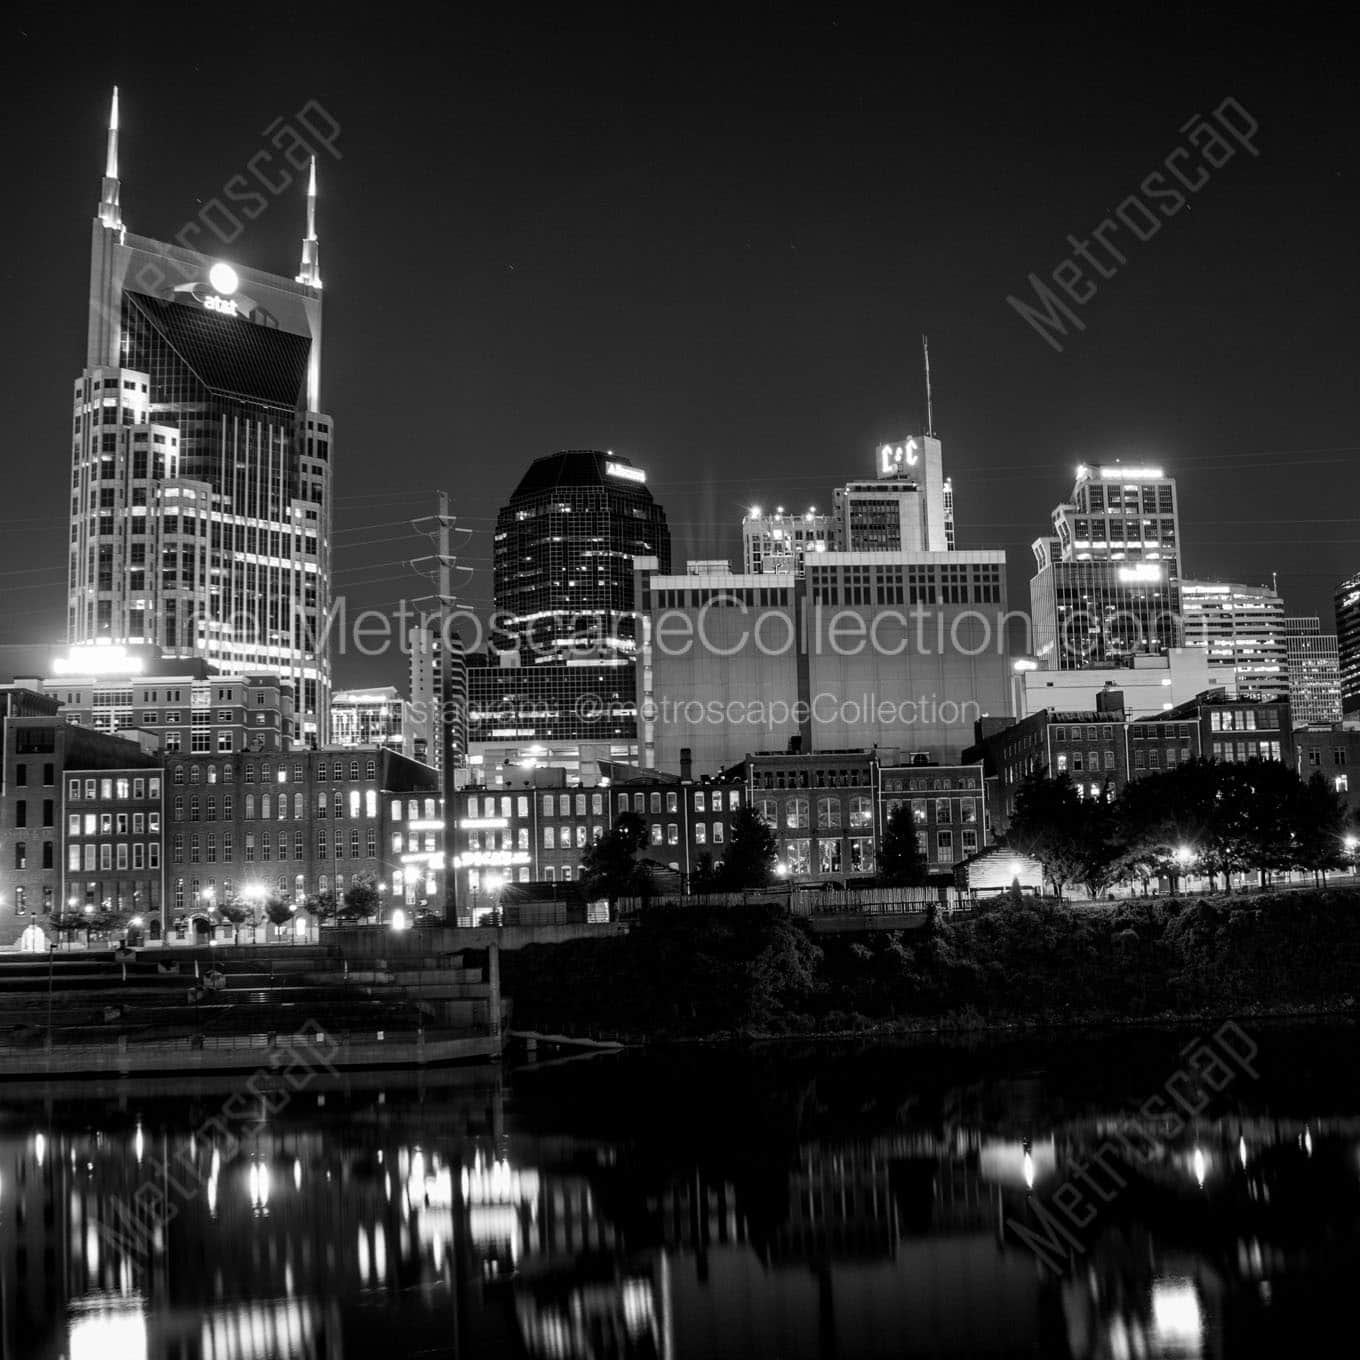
[163,746,442,926]
[739,749,989,880]
[969,687,1294,832]
[449,763,745,918]
[2,686,163,945]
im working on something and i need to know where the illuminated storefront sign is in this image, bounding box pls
[452,850,530,869]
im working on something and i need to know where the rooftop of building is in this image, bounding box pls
[506,450,655,502]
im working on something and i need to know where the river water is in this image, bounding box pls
[1,1023,1356,1358]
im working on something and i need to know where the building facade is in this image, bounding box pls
[448,765,744,915]
[331,686,412,754]
[741,507,831,575]
[1011,648,1236,720]
[1334,571,1360,715]
[1284,617,1344,725]
[407,621,469,771]
[1030,464,1184,670]
[492,450,670,661]
[1293,722,1360,820]
[879,761,989,872]
[832,435,950,553]
[636,549,1009,773]
[162,745,443,926]
[33,660,296,754]
[69,92,331,740]
[1,689,163,945]
[743,750,879,880]
[1181,580,1288,702]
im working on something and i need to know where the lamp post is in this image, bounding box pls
[1174,844,1196,895]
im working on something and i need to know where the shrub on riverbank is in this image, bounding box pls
[502,889,1360,1039]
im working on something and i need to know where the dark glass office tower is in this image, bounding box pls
[1334,571,1360,714]
[493,451,670,660]
[69,90,332,741]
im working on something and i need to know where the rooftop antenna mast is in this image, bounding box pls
[922,334,935,437]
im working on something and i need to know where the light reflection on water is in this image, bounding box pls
[1,1027,1358,1359]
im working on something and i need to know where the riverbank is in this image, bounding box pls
[501,890,1360,1043]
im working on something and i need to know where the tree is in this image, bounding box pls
[581,811,650,905]
[304,889,339,924]
[716,807,779,890]
[1231,759,1303,887]
[340,874,381,922]
[1006,768,1088,900]
[264,896,296,929]
[217,901,248,943]
[878,803,929,887]
[1291,771,1348,884]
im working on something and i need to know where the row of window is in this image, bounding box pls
[464,788,742,821]
[756,796,874,830]
[68,811,160,836]
[1212,740,1285,763]
[753,770,869,790]
[66,775,161,800]
[8,763,56,786]
[67,842,160,872]
[781,836,878,875]
[889,797,980,825]
[171,758,375,785]
[172,828,380,863]
[1209,708,1282,732]
[170,789,380,822]
[7,800,55,828]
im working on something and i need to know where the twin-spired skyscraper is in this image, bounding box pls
[69,90,332,740]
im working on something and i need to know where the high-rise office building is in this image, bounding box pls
[1334,571,1360,714]
[1030,464,1184,669]
[1284,617,1343,724]
[466,451,669,780]
[407,623,468,771]
[493,451,670,660]
[69,91,332,741]
[1180,581,1288,702]
[832,435,950,553]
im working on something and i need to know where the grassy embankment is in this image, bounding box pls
[501,889,1360,1041]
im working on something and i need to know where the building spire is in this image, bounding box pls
[296,156,322,288]
[98,86,123,230]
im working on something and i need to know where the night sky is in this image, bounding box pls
[4,6,1357,689]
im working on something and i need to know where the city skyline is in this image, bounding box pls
[2,10,1357,700]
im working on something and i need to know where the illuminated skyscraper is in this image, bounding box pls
[1335,571,1360,715]
[1283,617,1343,725]
[493,451,670,660]
[833,435,951,553]
[1180,580,1288,702]
[68,90,332,741]
[1030,464,1184,669]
